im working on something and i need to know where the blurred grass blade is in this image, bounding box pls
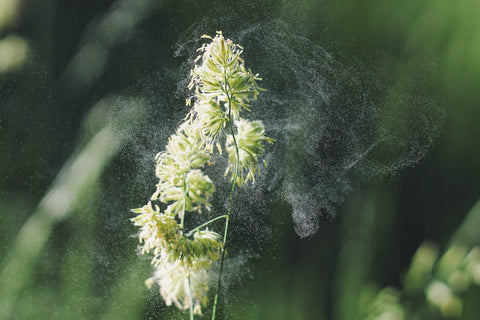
[100,259,148,320]
[0,34,29,74]
[449,198,480,249]
[0,0,21,32]
[0,97,146,319]
[334,193,377,320]
[61,0,165,94]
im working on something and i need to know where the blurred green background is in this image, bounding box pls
[1,0,480,319]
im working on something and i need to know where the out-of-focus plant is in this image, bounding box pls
[131,31,273,319]
[0,96,147,319]
[0,0,28,74]
[362,200,480,320]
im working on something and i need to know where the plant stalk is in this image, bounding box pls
[181,172,194,319]
[187,215,228,237]
[187,276,194,320]
[211,86,239,320]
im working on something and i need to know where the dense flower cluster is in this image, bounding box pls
[145,255,210,315]
[188,32,262,121]
[152,123,214,216]
[131,31,272,316]
[226,119,274,185]
[425,245,480,318]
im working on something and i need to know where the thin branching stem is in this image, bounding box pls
[180,172,194,319]
[187,276,194,320]
[187,215,228,237]
[211,77,239,320]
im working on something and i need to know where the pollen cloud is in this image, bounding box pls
[175,18,443,238]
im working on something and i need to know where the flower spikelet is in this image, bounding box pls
[225,118,274,185]
[147,255,210,315]
[189,31,262,121]
[192,99,226,139]
[166,230,222,268]
[130,201,179,256]
[131,31,272,316]
[158,169,215,218]
[152,121,214,217]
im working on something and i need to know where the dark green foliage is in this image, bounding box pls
[1,0,480,319]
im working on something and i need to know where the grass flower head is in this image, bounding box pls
[131,31,272,319]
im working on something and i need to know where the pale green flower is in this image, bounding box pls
[225,118,274,185]
[189,31,262,121]
[144,230,222,313]
[154,121,209,182]
[131,31,271,317]
[131,194,221,268]
[152,121,214,216]
[158,169,215,218]
[191,99,226,139]
[164,229,222,268]
[131,201,179,257]
[147,255,210,315]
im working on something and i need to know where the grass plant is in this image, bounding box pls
[131,31,273,319]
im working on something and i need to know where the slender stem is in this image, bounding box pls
[211,82,240,320]
[180,172,194,320]
[187,276,194,320]
[187,215,228,237]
